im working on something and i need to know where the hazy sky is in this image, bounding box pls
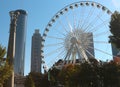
[0,0,120,75]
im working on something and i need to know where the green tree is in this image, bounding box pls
[24,75,35,87]
[69,64,81,87]
[47,60,120,87]
[30,72,42,87]
[102,62,120,87]
[49,67,60,86]
[78,62,99,87]
[0,45,12,87]
[25,72,49,87]
[109,11,120,49]
[59,64,81,87]
[41,74,50,87]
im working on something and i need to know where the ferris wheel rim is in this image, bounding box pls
[42,1,113,68]
[42,1,112,40]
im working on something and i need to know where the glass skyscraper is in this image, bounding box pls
[31,29,42,73]
[10,9,27,76]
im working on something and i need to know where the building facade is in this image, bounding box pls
[9,9,27,76]
[111,45,119,56]
[14,74,26,87]
[31,29,42,73]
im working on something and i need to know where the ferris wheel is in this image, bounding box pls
[42,1,113,69]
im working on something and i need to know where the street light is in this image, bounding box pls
[5,11,20,87]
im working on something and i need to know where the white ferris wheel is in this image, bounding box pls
[42,1,113,69]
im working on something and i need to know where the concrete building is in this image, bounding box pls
[14,75,26,87]
[9,9,27,76]
[31,29,42,73]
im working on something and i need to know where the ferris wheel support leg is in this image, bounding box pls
[75,44,90,63]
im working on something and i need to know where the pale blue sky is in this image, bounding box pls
[0,0,120,75]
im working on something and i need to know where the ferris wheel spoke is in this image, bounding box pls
[88,46,112,56]
[58,20,69,33]
[80,6,95,30]
[97,14,109,29]
[64,44,73,62]
[45,46,64,57]
[84,48,95,58]
[83,11,103,31]
[78,6,86,30]
[87,18,110,33]
[66,52,72,64]
[54,50,66,65]
[90,41,109,44]
[84,11,105,32]
[47,49,66,67]
[77,19,82,30]
[64,15,73,32]
[47,35,64,40]
[77,9,83,29]
[52,21,67,37]
[56,29,66,37]
[78,43,95,59]
[54,49,66,60]
[71,7,77,30]
[45,42,64,47]
[77,45,88,61]
[93,31,109,37]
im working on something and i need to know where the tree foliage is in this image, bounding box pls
[24,72,49,87]
[24,74,35,87]
[49,67,60,86]
[0,45,12,86]
[102,62,120,87]
[58,64,81,87]
[49,61,120,87]
[23,61,120,87]
[109,11,120,49]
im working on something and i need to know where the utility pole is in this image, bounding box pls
[4,11,20,87]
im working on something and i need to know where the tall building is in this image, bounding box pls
[31,29,42,73]
[10,9,27,76]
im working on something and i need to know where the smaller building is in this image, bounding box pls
[31,29,42,73]
[14,74,26,87]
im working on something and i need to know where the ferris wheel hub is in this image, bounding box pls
[70,37,78,44]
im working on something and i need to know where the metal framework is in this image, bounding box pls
[42,1,113,69]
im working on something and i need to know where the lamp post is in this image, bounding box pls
[5,11,20,87]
